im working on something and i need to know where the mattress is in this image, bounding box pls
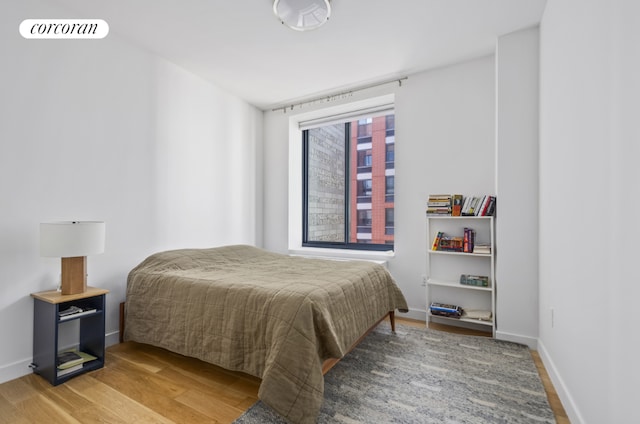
[124,244,408,423]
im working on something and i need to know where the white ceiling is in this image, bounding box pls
[50,0,547,110]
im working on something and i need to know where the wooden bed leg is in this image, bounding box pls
[389,311,396,332]
[119,302,125,343]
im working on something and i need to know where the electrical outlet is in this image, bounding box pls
[421,274,427,286]
[550,307,555,328]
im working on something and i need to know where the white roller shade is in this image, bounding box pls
[299,104,394,130]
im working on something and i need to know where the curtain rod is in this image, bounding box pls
[271,76,408,113]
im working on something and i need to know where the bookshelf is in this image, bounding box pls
[426,215,496,336]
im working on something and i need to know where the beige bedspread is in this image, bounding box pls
[124,245,408,423]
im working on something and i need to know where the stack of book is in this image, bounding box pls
[432,228,478,253]
[426,194,452,216]
[57,350,97,377]
[429,302,463,318]
[460,274,490,287]
[461,195,496,216]
[463,227,475,253]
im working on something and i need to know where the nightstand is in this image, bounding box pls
[31,286,109,385]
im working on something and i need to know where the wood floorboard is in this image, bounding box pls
[0,317,568,424]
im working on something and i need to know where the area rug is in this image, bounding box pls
[233,322,555,424]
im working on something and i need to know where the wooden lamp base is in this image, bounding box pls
[60,256,87,295]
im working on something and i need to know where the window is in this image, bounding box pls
[357,150,372,167]
[303,123,346,243]
[385,176,394,202]
[357,210,372,234]
[302,113,395,250]
[385,208,394,235]
[357,179,372,199]
[386,115,395,137]
[357,118,372,138]
[357,118,373,145]
[357,150,372,173]
[386,143,395,165]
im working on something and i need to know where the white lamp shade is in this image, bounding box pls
[273,0,331,31]
[40,221,105,258]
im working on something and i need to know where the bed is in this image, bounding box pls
[123,244,408,423]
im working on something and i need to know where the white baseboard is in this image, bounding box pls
[537,338,584,424]
[0,357,33,385]
[396,308,426,322]
[495,329,538,349]
[106,330,120,347]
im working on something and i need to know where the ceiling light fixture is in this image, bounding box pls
[273,0,331,31]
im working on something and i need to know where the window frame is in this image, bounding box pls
[301,120,393,252]
[287,94,396,258]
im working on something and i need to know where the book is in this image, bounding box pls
[463,227,475,253]
[57,350,98,370]
[438,236,464,252]
[57,363,83,377]
[57,351,83,369]
[426,208,452,215]
[431,231,443,251]
[460,274,490,287]
[474,195,487,216]
[452,194,463,216]
[59,306,97,321]
[463,310,493,321]
[59,305,83,317]
[483,196,496,216]
[430,302,463,318]
[464,196,480,215]
[473,244,491,254]
[463,228,469,252]
[428,194,452,201]
[461,196,471,215]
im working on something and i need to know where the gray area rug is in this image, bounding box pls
[234,323,555,424]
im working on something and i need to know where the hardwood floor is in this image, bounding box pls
[0,318,568,423]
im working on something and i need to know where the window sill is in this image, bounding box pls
[288,247,395,263]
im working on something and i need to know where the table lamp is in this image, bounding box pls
[40,221,105,295]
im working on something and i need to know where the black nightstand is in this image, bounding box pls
[31,287,109,385]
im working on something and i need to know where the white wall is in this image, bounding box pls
[539,0,640,422]
[263,56,496,320]
[0,0,261,383]
[154,58,261,250]
[495,27,540,347]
